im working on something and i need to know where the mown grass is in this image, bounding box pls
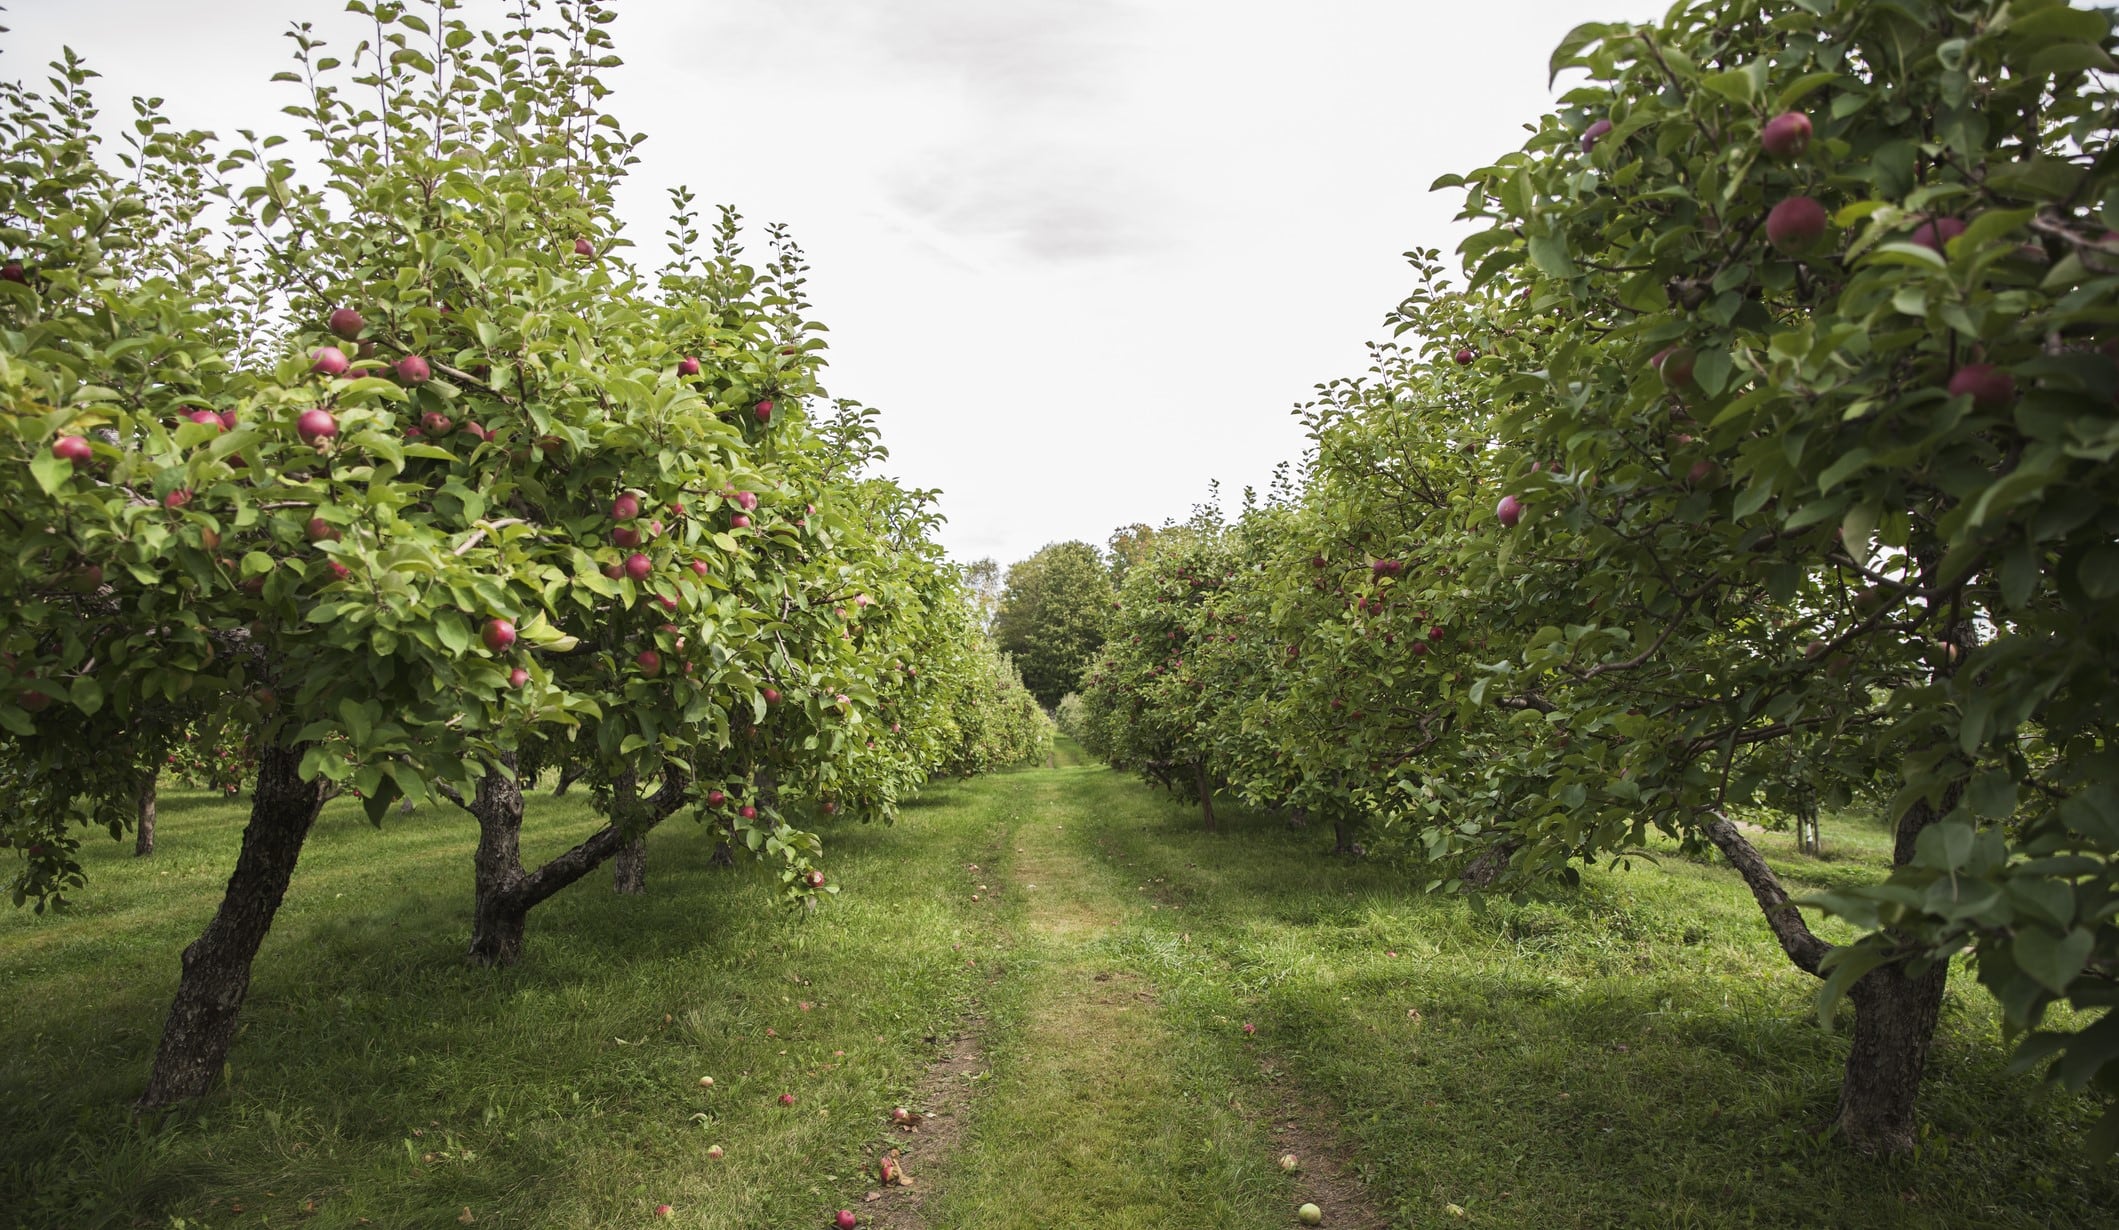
[5,752,2114,1230]
[1074,767,2119,1229]
[1,779,1009,1229]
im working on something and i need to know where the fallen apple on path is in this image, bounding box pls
[1298,1203,1324,1226]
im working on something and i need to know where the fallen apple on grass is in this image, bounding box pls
[1299,1202,1324,1226]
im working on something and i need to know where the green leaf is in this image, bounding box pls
[1527,230,1577,279]
[2014,927,2093,995]
[29,452,66,496]
[68,675,103,716]
[433,612,471,655]
[1775,71,1841,110]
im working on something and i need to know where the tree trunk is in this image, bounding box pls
[1194,760,1217,831]
[462,760,688,967]
[136,742,325,1110]
[134,772,157,857]
[1829,779,1957,1151]
[612,837,647,894]
[553,762,584,797]
[467,757,529,967]
[1835,956,1949,1152]
[1285,805,1308,830]
[1331,818,1357,855]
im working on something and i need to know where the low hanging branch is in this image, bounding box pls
[1701,810,1831,977]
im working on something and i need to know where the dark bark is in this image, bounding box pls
[1702,815,1831,975]
[466,757,529,967]
[1194,760,1217,831]
[553,762,585,797]
[1831,781,1957,1151]
[462,760,688,967]
[136,742,325,1110]
[1285,805,1308,830]
[1331,819,1357,856]
[1705,780,1957,1154]
[1836,955,1949,1152]
[134,772,157,857]
[612,837,647,894]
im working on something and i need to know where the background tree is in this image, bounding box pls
[991,540,1114,708]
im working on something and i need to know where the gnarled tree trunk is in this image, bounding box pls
[1704,783,1954,1154]
[1194,759,1217,831]
[136,741,325,1110]
[462,761,689,967]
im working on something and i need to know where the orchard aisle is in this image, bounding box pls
[899,753,1381,1230]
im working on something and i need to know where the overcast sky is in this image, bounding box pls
[6,0,1664,570]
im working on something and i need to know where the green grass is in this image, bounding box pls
[4,752,2114,1229]
[1,780,1008,1229]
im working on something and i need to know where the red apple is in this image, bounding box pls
[1496,494,1523,527]
[420,410,455,437]
[754,399,774,423]
[731,514,751,529]
[327,561,352,581]
[297,408,339,445]
[1766,196,1828,254]
[19,687,51,712]
[306,517,339,542]
[707,789,727,807]
[611,493,641,521]
[655,1205,673,1219]
[0,262,25,284]
[1428,625,1445,641]
[186,409,224,431]
[778,1092,796,1106]
[311,347,350,377]
[328,307,364,339]
[1686,458,1718,486]
[614,526,643,549]
[217,408,239,431]
[51,435,92,463]
[482,618,517,652]
[677,356,701,377]
[509,667,529,688]
[834,1211,856,1229]
[635,649,662,676]
[690,559,710,577]
[1653,345,1697,390]
[763,687,781,705]
[624,552,653,581]
[1948,363,2015,410]
[1911,216,1967,251]
[1759,111,1812,160]
[1580,118,1613,152]
[735,490,758,511]
[163,488,193,510]
[740,805,757,820]
[394,355,432,384]
[707,1145,724,1160]
[1454,347,1475,366]
[574,237,595,257]
[807,869,826,888]
[602,562,624,580]
[1370,559,1403,577]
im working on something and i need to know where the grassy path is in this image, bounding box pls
[916,761,1360,1228]
[5,749,2117,1228]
